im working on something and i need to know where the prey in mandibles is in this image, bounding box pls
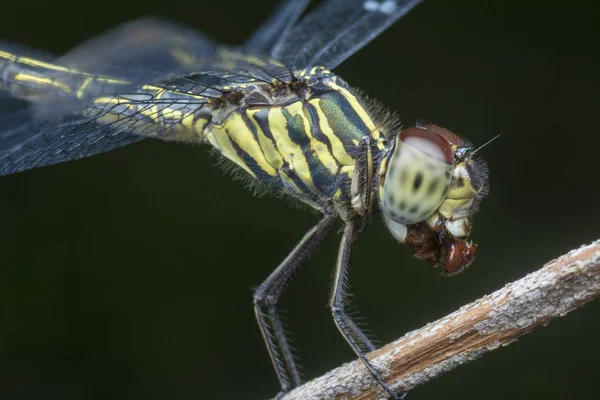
[380,124,489,277]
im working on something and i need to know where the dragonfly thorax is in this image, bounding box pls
[201,69,389,216]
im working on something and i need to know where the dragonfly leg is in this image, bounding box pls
[253,214,335,396]
[330,221,406,400]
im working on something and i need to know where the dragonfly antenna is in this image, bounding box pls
[472,134,501,155]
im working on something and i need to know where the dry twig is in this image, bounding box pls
[281,239,600,400]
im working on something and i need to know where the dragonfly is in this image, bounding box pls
[0,0,490,398]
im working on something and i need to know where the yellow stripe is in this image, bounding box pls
[247,109,285,170]
[76,77,93,99]
[268,105,320,191]
[292,104,340,175]
[94,77,130,85]
[0,51,16,61]
[193,115,210,140]
[17,57,129,85]
[13,73,71,93]
[141,84,163,91]
[223,113,276,176]
[1,52,130,85]
[17,57,71,73]
[93,96,120,105]
[333,188,343,201]
[163,108,183,121]
[206,128,256,178]
[147,87,165,123]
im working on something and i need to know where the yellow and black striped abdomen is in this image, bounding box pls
[205,79,384,207]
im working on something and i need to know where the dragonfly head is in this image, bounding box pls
[378,124,489,276]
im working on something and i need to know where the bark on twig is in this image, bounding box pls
[281,239,600,400]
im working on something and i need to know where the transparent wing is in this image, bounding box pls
[0,18,220,175]
[0,72,226,175]
[54,17,218,81]
[244,0,311,55]
[272,0,425,70]
[0,16,299,175]
[0,110,145,175]
[0,56,293,176]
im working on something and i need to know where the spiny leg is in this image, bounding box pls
[254,214,334,397]
[330,222,405,400]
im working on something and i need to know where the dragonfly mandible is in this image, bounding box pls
[0,1,490,398]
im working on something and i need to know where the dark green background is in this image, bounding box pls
[1,0,599,399]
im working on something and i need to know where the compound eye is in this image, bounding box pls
[417,124,463,147]
[400,127,454,164]
[381,127,454,225]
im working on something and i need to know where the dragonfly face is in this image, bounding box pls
[379,124,489,275]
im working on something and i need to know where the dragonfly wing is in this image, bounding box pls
[273,0,424,70]
[0,74,227,175]
[244,0,311,55]
[0,15,296,176]
[0,110,144,175]
[55,18,218,81]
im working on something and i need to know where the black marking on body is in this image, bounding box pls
[246,108,313,195]
[240,110,260,142]
[282,107,328,195]
[252,108,274,142]
[306,80,332,96]
[305,102,336,159]
[226,128,272,182]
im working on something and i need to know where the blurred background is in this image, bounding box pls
[0,0,599,399]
